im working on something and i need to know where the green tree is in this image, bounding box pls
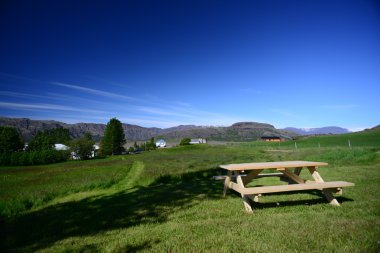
[27,128,71,151]
[0,126,24,153]
[70,133,95,160]
[180,138,191,146]
[145,137,156,151]
[49,127,71,144]
[27,130,54,151]
[100,118,126,155]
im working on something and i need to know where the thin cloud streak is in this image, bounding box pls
[135,103,259,126]
[135,106,193,118]
[0,102,108,114]
[0,91,50,100]
[118,117,189,128]
[49,82,141,101]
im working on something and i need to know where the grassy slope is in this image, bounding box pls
[255,128,380,149]
[0,130,379,252]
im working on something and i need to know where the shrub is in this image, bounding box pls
[0,150,70,166]
[0,126,24,152]
[70,135,95,160]
[180,138,191,146]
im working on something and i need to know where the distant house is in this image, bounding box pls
[261,136,282,142]
[71,144,99,160]
[190,138,207,144]
[155,139,166,148]
[54,143,69,150]
[92,144,100,157]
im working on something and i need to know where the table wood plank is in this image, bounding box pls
[219,161,328,171]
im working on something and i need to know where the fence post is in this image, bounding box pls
[295,142,298,150]
[348,139,351,149]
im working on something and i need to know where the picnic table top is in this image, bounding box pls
[219,161,328,171]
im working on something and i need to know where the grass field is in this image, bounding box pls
[1,129,379,252]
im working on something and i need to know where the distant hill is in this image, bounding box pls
[159,122,297,142]
[283,126,350,135]
[0,117,296,142]
[0,117,163,142]
[369,125,380,131]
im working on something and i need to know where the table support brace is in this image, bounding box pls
[308,166,340,206]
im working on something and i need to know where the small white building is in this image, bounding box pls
[190,138,207,144]
[70,144,99,160]
[92,144,100,157]
[54,143,69,151]
[156,139,166,148]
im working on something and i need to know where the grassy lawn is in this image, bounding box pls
[1,131,379,252]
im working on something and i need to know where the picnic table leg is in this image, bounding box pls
[282,167,303,184]
[236,172,253,213]
[223,170,232,197]
[242,169,263,185]
[307,166,340,206]
[294,167,302,176]
[248,195,260,203]
[242,169,262,204]
[281,168,307,184]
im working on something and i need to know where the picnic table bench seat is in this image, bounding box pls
[229,180,354,195]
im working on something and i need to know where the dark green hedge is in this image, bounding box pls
[0,150,70,166]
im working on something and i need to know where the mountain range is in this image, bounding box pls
[282,127,350,135]
[0,117,354,142]
[0,117,298,142]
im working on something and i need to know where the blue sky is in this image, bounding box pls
[0,0,379,131]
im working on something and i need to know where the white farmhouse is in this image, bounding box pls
[155,139,166,148]
[190,138,207,144]
[54,143,69,150]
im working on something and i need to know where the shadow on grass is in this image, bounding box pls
[254,195,353,209]
[0,168,224,252]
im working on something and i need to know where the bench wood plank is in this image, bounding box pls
[236,181,354,195]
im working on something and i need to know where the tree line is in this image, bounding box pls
[0,118,132,166]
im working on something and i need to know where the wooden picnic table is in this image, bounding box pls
[219,161,354,213]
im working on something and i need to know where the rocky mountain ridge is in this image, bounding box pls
[283,126,350,135]
[0,117,295,142]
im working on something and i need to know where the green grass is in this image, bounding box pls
[1,130,380,252]
[246,128,380,149]
[0,158,133,218]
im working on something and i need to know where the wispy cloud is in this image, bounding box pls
[0,73,261,128]
[0,91,49,100]
[316,104,358,110]
[49,82,140,101]
[84,75,132,89]
[135,106,193,118]
[0,102,107,114]
[118,117,189,128]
